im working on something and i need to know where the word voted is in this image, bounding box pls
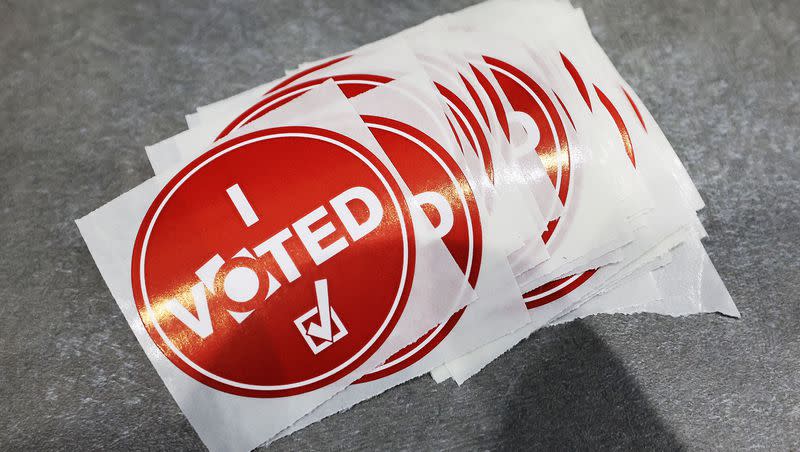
[163,184,453,339]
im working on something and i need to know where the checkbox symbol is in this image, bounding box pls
[294,279,348,354]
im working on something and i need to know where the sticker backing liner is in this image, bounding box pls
[78,82,476,452]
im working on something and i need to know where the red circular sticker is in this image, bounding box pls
[132,126,415,397]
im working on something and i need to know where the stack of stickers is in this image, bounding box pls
[77,1,738,450]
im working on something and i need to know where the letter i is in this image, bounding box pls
[226,184,259,227]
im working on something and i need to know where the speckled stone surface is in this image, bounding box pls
[1,0,798,450]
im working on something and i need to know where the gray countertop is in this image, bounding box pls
[1,0,798,450]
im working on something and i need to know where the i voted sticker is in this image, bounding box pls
[131,126,415,397]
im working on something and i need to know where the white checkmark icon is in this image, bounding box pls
[306,279,333,342]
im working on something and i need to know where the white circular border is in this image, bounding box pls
[139,131,411,391]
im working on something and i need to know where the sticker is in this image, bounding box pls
[131,126,416,397]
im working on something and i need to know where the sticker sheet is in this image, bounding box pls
[75,1,739,449]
